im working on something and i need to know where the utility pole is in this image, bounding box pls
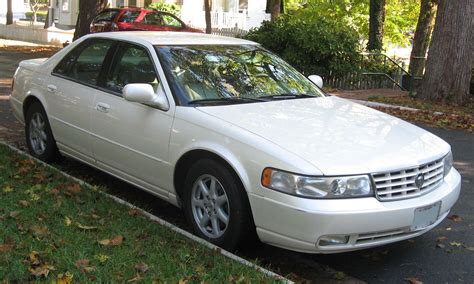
[6,0,13,25]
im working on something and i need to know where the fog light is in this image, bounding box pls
[318,235,350,246]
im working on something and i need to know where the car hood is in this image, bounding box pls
[196,96,450,175]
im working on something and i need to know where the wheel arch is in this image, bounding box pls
[173,148,252,203]
[23,93,47,116]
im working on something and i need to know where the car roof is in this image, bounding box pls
[84,31,259,46]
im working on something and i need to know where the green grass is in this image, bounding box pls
[0,144,274,282]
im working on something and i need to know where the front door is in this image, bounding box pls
[90,42,174,198]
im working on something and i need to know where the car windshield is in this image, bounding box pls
[155,45,325,106]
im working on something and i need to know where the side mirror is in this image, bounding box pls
[308,75,323,88]
[123,83,169,110]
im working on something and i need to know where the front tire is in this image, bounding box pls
[25,102,60,162]
[183,159,254,251]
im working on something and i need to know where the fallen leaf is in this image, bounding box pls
[19,200,30,207]
[94,254,109,263]
[3,185,13,193]
[436,236,448,242]
[0,244,13,253]
[436,243,445,249]
[448,215,462,222]
[66,184,82,195]
[128,208,141,216]
[57,272,73,284]
[75,259,95,273]
[75,222,97,230]
[127,273,143,283]
[99,235,124,247]
[9,211,20,219]
[91,214,100,219]
[30,225,49,236]
[64,216,72,226]
[29,264,55,277]
[404,277,423,284]
[48,188,60,195]
[450,241,462,247]
[333,271,346,280]
[446,227,452,231]
[135,262,149,273]
[466,247,474,252]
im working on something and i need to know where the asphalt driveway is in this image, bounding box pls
[1,44,473,283]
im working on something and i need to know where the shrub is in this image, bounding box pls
[147,2,181,16]
[25,11,48,22]
[245,12,361,77]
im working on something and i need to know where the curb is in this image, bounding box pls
[0,141,293,283]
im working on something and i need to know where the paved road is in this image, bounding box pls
[1,47,473,283]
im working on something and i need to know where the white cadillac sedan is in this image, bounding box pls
[10,32,461,253]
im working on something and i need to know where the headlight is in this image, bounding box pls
[443,151,453,177]
[261,168,374,199]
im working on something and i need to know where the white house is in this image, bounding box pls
[109,0,269,30]
[0,0,29,21]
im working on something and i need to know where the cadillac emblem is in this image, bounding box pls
[415,174,425,189]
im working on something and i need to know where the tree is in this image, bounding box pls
[204,0,211,34]
[418,0,473,104]
[266,0,284,21]
[73,0,108,41]
[408,0,438,84]
[29,0,48,23]
[6,0,13,25]
[367,0,386,50]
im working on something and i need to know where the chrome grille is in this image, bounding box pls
[372,158,444,201]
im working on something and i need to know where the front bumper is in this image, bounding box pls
[249,168,461,253]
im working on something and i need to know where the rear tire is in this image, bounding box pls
[183,159,255,251]
[25,102,60,162]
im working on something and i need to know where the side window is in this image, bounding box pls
[118,11,140,23]
[144,12,163,25]
[93,10,118,22]
[53,39,114,86]
[105,43,159,94]
[162,14,182,28]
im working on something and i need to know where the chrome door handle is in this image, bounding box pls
[95,102,110,113]
[47,84,57,93]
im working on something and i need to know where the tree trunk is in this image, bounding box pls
[73,0,108,41]
[271,0,281,21]
[367,0,386,51]
[418,0,473,104]
[6,0,13,25]
[408,0,438,83]
[204,0,212,34]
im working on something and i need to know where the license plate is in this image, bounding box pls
[411,201,441,231]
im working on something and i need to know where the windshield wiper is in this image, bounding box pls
[188,97,266,106]
[258,94,316,100]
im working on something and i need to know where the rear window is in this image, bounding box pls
[93,10,119,22]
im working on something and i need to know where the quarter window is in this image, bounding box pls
[105,43,159,94]
[162,14,182,28]
[53,39,114,86]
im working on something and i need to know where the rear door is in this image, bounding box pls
[47,38,115,162]
[89,41,174,197]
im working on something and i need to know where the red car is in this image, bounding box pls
[90,8,203,33]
